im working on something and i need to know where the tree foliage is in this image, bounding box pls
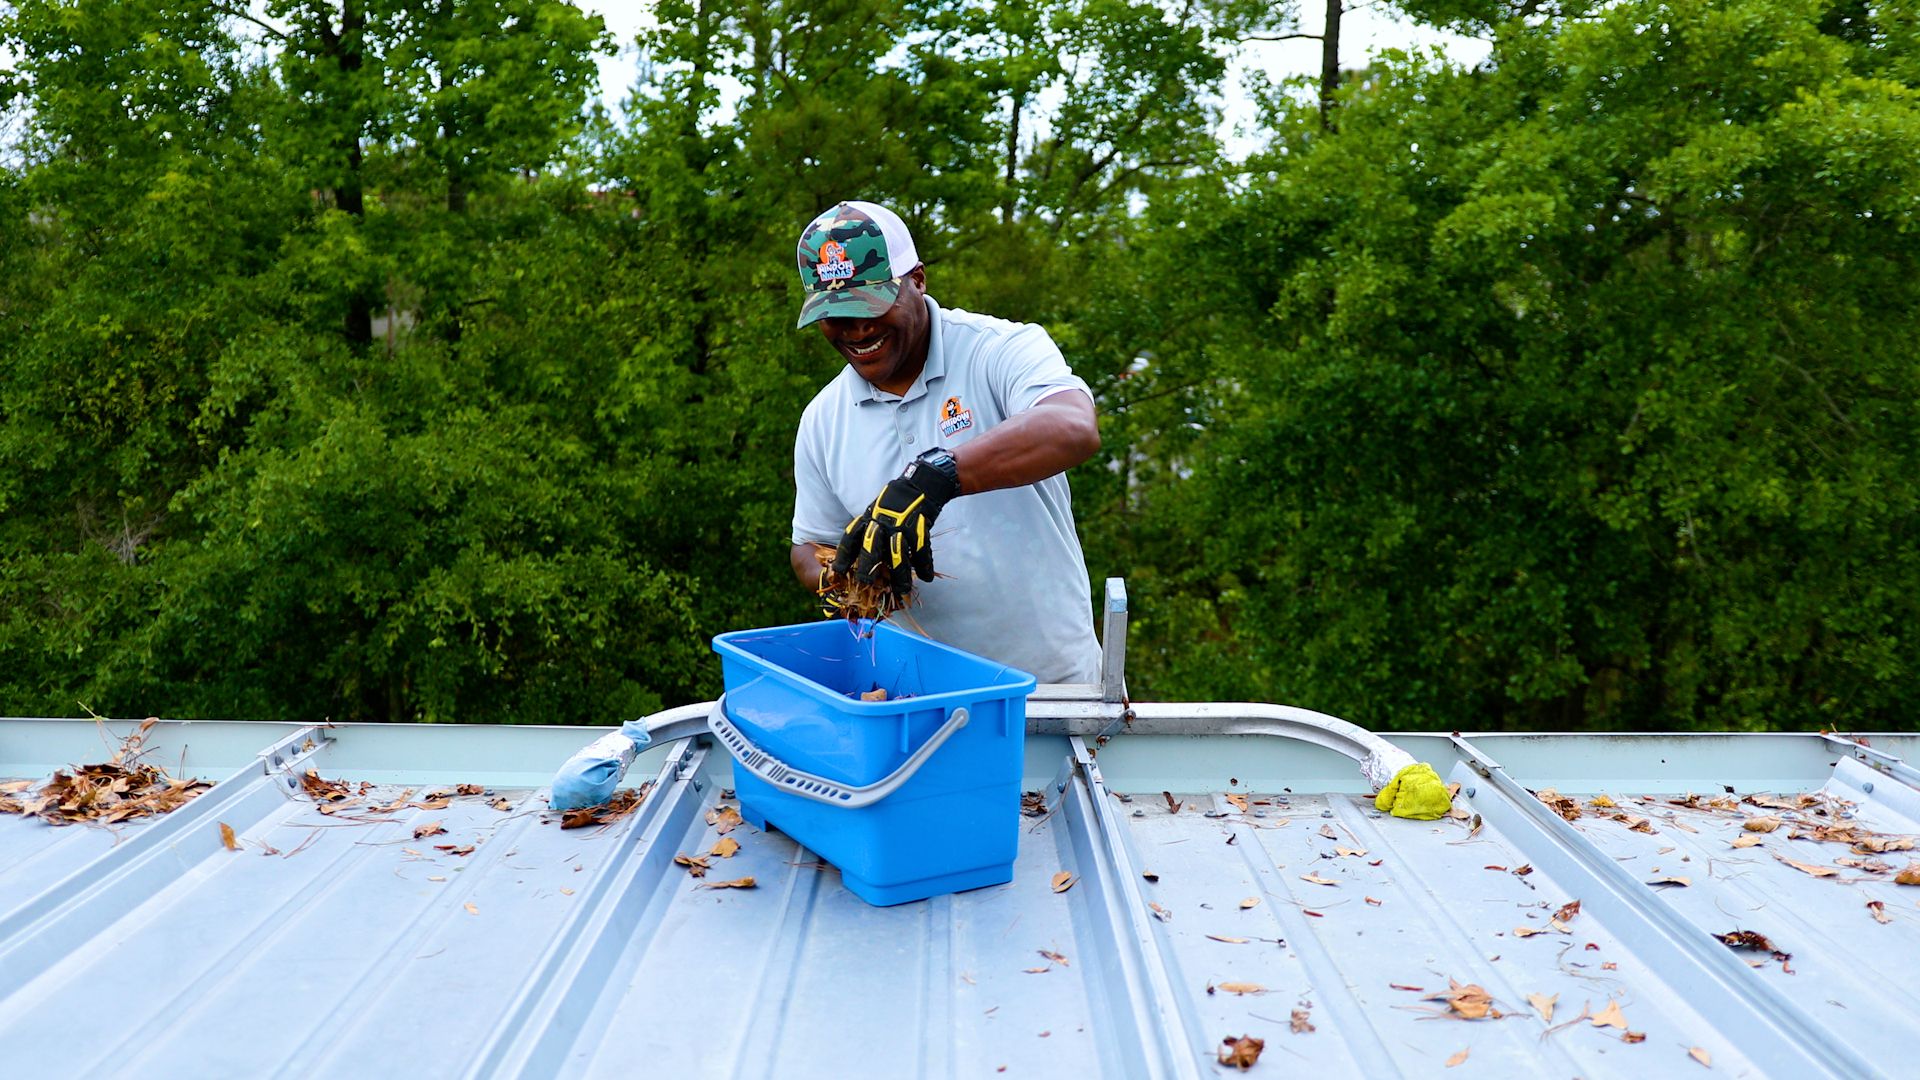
[1,0,1914,730]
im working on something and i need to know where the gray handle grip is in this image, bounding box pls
[706,697,970,808]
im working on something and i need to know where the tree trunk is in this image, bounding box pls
[334,1,373,348]
[1319,0,1342,130]
[1003,92,1021,225]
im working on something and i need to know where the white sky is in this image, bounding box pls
[581,1,1491,156]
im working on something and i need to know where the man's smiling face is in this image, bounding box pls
[817,266,930,396]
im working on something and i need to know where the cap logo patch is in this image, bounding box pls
[816,240,855,283]
[938,396,974,437]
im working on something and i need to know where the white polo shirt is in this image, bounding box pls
[792,296,1102,684]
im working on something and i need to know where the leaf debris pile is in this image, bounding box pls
[0,718,211,827]
[559,786,649,830]
[816,546,914,623]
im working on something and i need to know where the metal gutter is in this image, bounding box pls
[0,724,330,989]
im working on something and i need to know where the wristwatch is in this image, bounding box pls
[912,446,961,492]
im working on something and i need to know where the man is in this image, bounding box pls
[788,200,1103,684]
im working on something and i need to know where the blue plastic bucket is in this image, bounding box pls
[710,620,1036,906]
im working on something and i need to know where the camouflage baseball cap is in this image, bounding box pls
[794,200,921,328]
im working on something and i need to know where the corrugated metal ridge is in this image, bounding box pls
[1446,736,1872,1080]
[0,724,329,982]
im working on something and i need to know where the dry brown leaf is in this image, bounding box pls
[1300,873,1338,887]
[1744,815,1782,833]
[427,875,446,882]
[218,822,239,851]
[1213,982,1267,995]
[1365,896,1383,906]
[1149,902,1172,922]
[1649,876,1691,887]
[1590,794,1616,808]
[1225,793,1249,812]
[1836,856,1891,872]
[411,797,452,811]
[1528,992,1556,1024]
[1163,791,1180,814]
[490,796,513,812]
[1239,897,1260,910]
[1775,854,1839,878]
[413,820,446,839]
[1897,865,1920,886]
[1390,983,1424,992]
[1868,900,1891,924]
[1550,899,1581,931]
[1141,870,1160,882]
[1207,935,1250,944]
[674,853,711,878]
[1022,967,1051,974]
[1730,834,1765,849]
[1854,836,1916,854]
[860,687,889,701]
[1038,949,1069,966]
[435,843,476,856]
[463,902,479,915]
[706,804,744,835]
[559,887,574,896]
[711,837,741,858]
[1590,1000,1628,1030]
[1513,926,1551,938]
[1051,871,1076,893]
[1335,846,1368,858]
[1601,962,1619,971]
[454,783,484,796]
[1690,1047,1712,1067]
[1427,981,1496,1020]
[1622,1031,1646,1044]
[1445,1048,1469,1068]
[1217,1035,1264,1070]
[700,877,757,889]
[1291,1008,1315,1034]
[1319,824,1339,840]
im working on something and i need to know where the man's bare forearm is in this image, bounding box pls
[950,392,1099,495]
[790,541,833,586]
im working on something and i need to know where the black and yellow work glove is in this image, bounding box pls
[816,567,852,618]
[832,449,962,598]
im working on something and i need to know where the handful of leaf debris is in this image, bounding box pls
[0,717,211,826]
[815,547,913,624]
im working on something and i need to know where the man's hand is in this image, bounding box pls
[832,452,961,596]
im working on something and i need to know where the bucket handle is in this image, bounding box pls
[706,696,970,809]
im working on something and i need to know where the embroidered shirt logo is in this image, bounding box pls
[815,240,855,283]
[938,395,974,438]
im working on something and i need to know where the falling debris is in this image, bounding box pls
[0,718,213,826]
[1217,1035,1264,1070]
